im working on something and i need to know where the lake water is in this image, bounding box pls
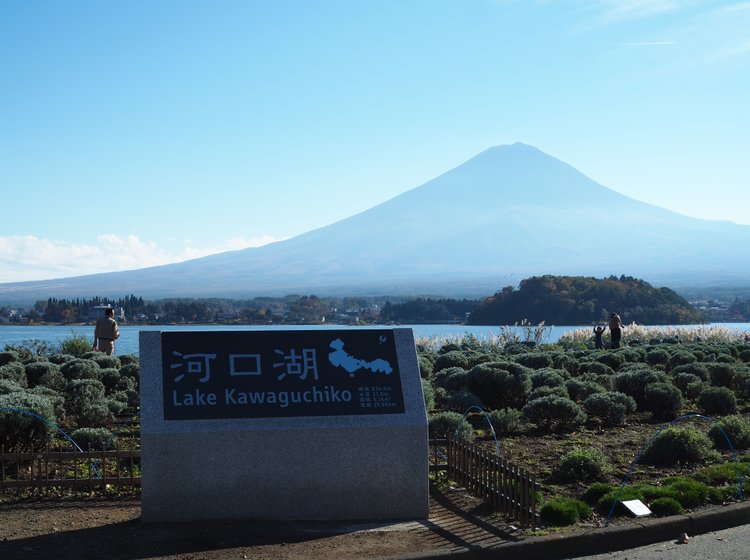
[2,323,750,356]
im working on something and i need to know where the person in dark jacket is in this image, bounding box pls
[593,325,607,349]
[609,312,624,349]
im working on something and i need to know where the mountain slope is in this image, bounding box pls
[2,143,749,304]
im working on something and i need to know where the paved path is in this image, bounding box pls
[576,523,750,560]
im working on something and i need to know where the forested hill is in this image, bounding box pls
[467,275,702,326]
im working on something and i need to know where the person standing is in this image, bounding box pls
[609,312,624,349]
[593,325,607,349]
[94,307,120,355]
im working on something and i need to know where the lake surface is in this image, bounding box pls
[1,323,749,356]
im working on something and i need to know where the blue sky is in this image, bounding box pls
[1,0,749,283]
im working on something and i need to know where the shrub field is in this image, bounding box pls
[422,326,750,526]
[3,326,750,528]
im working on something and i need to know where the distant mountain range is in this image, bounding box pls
[2,143,750,305]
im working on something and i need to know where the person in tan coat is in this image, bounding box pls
[93,307,120,355]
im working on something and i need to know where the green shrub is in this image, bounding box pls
[48,353,75,365]
[641,426,719,466]
[118,354,139,366]
[0,362,27,388]
[697,386,738,415]
[428,411,474,439]
[636,485,673,504]
[540,497,591,526]
[438,342,461,354]
[30,386,65,417]
[37,369,66,392]
[115,375,136,393]
[487,408,522,434]
[732,370,750,399]
[739,349,750,363]
[118,362,140,381]
[650,497,684,516]
[708,485,738,503]
[565,379,606,402]
[431,367,466,393]
[522,395,586,433]
[673,372,703,397]
[708,364,736,388]
[445,388,483,413]
[503,343,531,355]
[0,351,19,366]
[596,486,645,516]
[582,482,614,505]
[579,372,615,390]
[91,354,122,370]
[514,352,553,370]
[58,333,94,358]
[24,361,60,388]
[0,391,56,449]
[692,461,750,486]
[4,341,55,361]
[614,367,671,406]
[432,366,468,391]
[418,355,434,379]
[107,398,127,416]
[581,361,616,377]
[708,415,750,450]
[99,368,122,393]
[530,368,567,389]
[584,391,636,426]
[663,477,709,508]
[422,379,436,412]
[551,353,580,375]
[60,359,101,381]
[0,379,23,394]
[22,355,50,364]
[670,350,697,367]
[433,351,471,373]
[466,362,532,410]
[643,382,683,420]
[528,385,569,402]
[69,379,114,428]
[71,427,117,450]
[595,352,625,371]
[124,389,140,409]
[554,447,608,482]
[616,347,647,363]
[646,348,671,368]
[672,363,709,381]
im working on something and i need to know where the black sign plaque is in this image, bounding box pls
[161,329,406,420]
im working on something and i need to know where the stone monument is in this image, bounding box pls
[140,328,428,522]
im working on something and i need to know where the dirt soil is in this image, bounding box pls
[0,484,525,560]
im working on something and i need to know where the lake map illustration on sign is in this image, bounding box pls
[161,329,406,420]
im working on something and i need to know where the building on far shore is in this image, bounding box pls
[87,305,126,322]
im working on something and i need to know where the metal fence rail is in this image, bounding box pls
[0,444,141,494]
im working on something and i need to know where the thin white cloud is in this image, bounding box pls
[0,234,283,283]
[615,41,675,47]
[594,0,681,23]
[612,41,675,46]
[693,2,750,64]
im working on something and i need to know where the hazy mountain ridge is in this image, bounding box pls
[2,143,750,305]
